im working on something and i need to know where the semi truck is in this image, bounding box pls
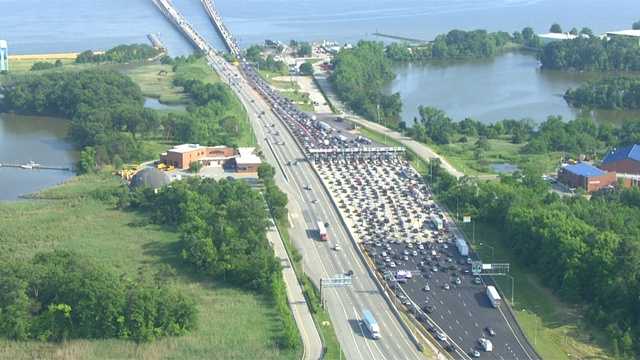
[317,221,328,241]
[430,214,443,230]
[486,285,501,308]
[455,237,469,256]
[362,309,381,339]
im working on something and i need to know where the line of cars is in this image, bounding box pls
[316,155,531,359]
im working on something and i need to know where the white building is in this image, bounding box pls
[0,40,8,72]
[537,32,578,45]
[605,30,640,45]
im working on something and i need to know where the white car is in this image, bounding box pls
[334,244,341,251]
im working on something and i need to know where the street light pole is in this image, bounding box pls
[507,274,515,305]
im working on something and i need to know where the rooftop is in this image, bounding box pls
[167,143,204,153]
[538,32,578,40]
[606,30,640,38]
[563,163,606,177]
[236,147,261,165]
[0,40,7,49]
[602,144,640,164]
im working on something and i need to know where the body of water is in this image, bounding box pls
[387,52,640,125]
[0,114,78,201]
[1,0,640,199]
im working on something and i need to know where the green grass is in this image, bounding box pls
[0,173,299,360]
[459,222,614,360]
[125,64,186,105]
[275,218,344,360]
[258,70,316,113]
[430,136,562,176]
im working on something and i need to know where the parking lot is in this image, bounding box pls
[316,156,535,360]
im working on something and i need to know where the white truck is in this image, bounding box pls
[362,309,381,339]
[478,337,493,352]
[486,285,501,308]
[430,214,443,230]
[455,237,469,256]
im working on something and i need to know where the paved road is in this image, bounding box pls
[208,57,428,360]
[268,219,323,360]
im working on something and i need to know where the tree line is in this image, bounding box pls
[564,76,640,110]
[0,250,196,342]
[75,44,161,64]
[540,36,640,71]
[405,104,640,159]
[330,41,402,127]
[245,45,287,73]
[0,52,248,173]
[426,160,640,358]
[127,174,299,349]
[386,28,542,62]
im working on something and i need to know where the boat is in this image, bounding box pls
[20,161,40,169]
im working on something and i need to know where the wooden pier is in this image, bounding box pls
[0,163,72,171]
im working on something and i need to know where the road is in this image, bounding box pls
[267,218,323,360]
[208,57,429,360]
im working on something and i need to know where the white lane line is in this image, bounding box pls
[352,307,379,360]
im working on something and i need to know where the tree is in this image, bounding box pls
[633,20,640,30]
[550,23,563,33]
[569,27,578,35]
[297,42,312,57]
[580,27,594,37]
[189,161,202,174]
[258,163,276,182]
[78,147,97,174]
[299,62,314,75]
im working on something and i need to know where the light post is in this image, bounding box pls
[506,274,515,305]
[478,242,494,261]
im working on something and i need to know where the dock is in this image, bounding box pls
[372,32,429,44]
[0,162,72,172]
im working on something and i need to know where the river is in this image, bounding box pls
[1,0,640,199]
[0,114,78,201]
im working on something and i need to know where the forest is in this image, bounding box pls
[404,105,640,159]
[427,161,640,358]
[75,44,161,64]
[564,77,640,110]
[0,250,196,342]
[0,55,247,172]
[330,41,402,127]
[540,36,640,71]
[128,175,298,349]
[385,27,541,62]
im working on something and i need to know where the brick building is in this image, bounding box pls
[600,144,640,188]
[557,163,617,193]
[160,144,261,173]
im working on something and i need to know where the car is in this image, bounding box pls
[333,244,341,251]
[312,199,319,204]
[324,222,330,228]
[435,330,447,342]
[345,270,354,277]
[443,283,450,290]
[432,266,438,272]
[455,277,462,285]
[474,277,482,285]
[485,327,496,336]
[423,304,435,314]
[304,184,311,190]
[467,257,473,264]
[471,349,481,358]
[443,342,454,353]
[389,262,397,268]
[423,284,430,291]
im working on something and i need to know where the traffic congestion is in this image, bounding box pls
[316,156,535,360]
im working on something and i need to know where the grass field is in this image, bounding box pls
[0,173,300,360]
[460,222,614,360]
[125,64,186,105]
[430,136,562,176]
[258,70,315,113]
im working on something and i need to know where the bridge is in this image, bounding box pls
[200,0,241,56]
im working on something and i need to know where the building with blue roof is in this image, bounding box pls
[601,144,640,175]
[558,162,617,193]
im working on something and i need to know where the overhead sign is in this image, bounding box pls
[472,261,483,275]
[321,275,353,288]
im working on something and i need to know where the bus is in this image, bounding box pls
[317,221,328,241]
[362,309,381,339]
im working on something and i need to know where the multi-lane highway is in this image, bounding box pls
[210,57,428,360]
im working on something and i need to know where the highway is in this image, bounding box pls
[211,57,427,360]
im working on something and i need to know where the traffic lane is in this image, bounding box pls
[380,243,530,360]
[229,64,424,360]
[282,150,420,360]
[227,75,384,360]
[251,99,399,360]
